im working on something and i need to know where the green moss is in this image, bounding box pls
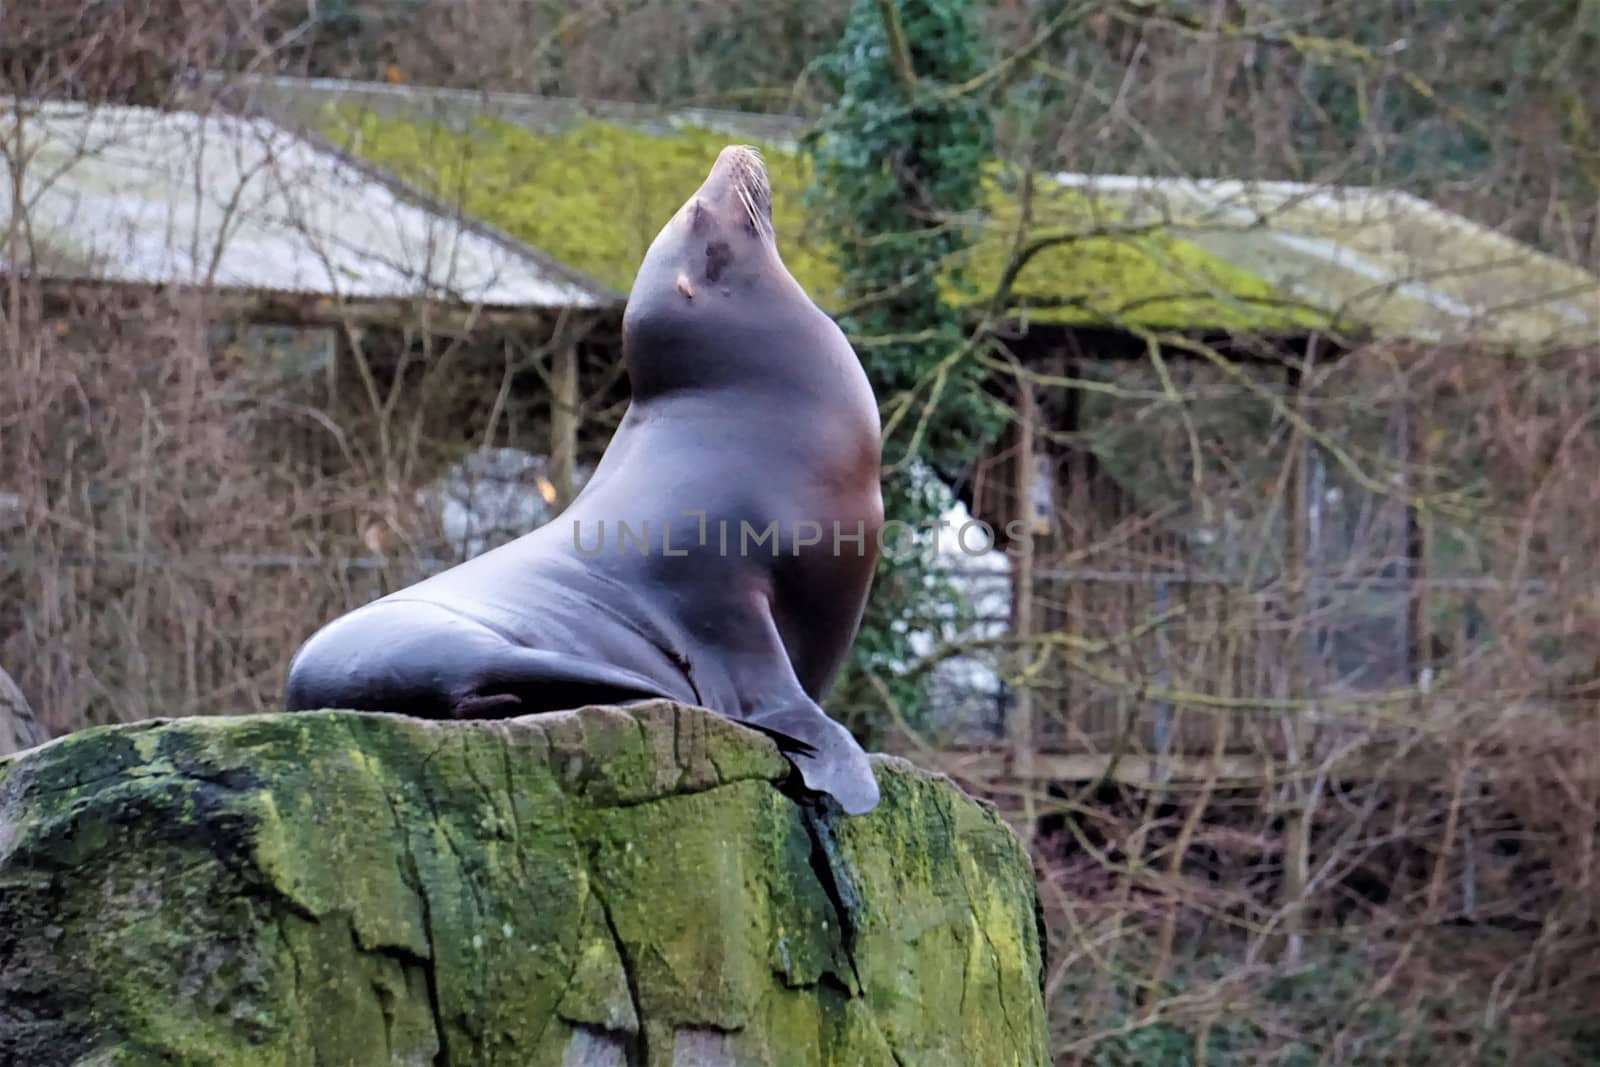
[315,103,1321,333]
[316,106,841,299]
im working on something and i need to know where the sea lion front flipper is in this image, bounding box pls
[742,701,880,816]
[720,595,880,816]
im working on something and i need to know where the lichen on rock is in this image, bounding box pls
[0,701,1048,1066]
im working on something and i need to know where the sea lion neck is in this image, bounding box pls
[621,292,829,404]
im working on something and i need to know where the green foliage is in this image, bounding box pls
[806,0,999,463]
[803,0,1003,732]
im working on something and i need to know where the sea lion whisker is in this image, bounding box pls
[736,183,754,223]
[723,144,772,237]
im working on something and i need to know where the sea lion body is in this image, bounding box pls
[286,147,884,814]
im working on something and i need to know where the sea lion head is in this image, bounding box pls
[648,144,775,291]
[623,146,822,394]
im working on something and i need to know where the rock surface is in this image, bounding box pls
[0,701,1048,1066]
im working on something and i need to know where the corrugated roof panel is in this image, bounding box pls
[0,101,605,308]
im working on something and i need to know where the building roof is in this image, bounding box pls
[0,99,608,309]
[24,76,1600,349]
[223,74,1598,349]
[1049,174,1600,347]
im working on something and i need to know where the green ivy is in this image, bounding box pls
[804,0,1004,737]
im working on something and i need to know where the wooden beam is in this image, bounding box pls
[930,746,1449,788]
[1280,335,1319,965]
[3,273,604,334]
[549,341,579,508]
[1011,378,1038,842]
[1407,378,1433,694]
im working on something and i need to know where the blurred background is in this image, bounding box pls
[4,1,1600,1062]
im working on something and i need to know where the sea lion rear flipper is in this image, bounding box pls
[286,600,688,720]
[472,647,689,717]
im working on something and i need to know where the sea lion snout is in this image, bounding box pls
[691,144,773,239]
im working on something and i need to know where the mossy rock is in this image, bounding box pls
[0,702,1048,1066]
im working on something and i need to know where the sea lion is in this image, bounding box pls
[285,146,885,815]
